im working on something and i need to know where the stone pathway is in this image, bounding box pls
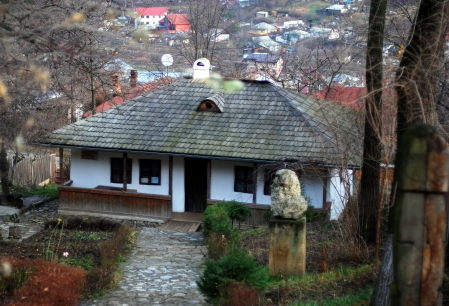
[0,199,208,305]
[81,228,207,306]
[0,197,59,240]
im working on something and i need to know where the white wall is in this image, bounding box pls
[172,156,185,212]
[210,160,254,204]
[301,176,324,209]
[71,151,351,214]
[70,150,169,195]
[211,160,326,208]
[327,168,354,219]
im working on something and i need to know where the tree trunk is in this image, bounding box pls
[357,0,387,243]
[0,141,10,204]
[372,0,449,303]
[370,233,393,306]
[395,0,449,145]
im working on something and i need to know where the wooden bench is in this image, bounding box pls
[94,185,137,192]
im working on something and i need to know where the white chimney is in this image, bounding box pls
[193,58,210,79]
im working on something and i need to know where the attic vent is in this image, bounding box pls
[197,93,224,113]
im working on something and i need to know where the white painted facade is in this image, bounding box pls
[136,14,167,26]
[70,150,170,195]
[210,160,255,204]
[172,156,185,212]
[327,169,354,219]
[70,149,353,217]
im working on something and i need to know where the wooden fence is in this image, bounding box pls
[7,154,56,187]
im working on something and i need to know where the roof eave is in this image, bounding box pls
[36,142,359,168]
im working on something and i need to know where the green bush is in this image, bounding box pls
[205,232,231,261]
[300,184,317,222]
[197,245,270,304]
[202,203,233,238]
[304,203,316,222]
[222,200,252,225]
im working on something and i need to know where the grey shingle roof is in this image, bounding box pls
[37,78,362,165]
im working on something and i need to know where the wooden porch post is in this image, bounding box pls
[59,148,64,186]
[253,163,258,204]
[169,156,173,215]
[169,156,173,196]
[207,160,211,200]
[122,153,127,191]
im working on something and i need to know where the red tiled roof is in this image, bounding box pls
[136,7,168,16]
[166,14,189,25]
[313,86,366,111]
[83,77,176,118]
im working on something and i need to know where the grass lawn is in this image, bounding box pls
[13,183,59,198]
[289,1,330,15]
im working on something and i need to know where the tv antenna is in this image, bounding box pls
[161,54,173,77]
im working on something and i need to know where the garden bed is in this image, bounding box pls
[0,217,136,305]
[239,221,376,304]
[240,221,449,305]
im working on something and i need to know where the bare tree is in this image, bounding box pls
[370,0,449,303]
[357,0,388,245]
[0,0,122,194]
[180,0,228,64]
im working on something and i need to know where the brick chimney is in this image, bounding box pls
[111,73,121,97]
[130,70,138,88]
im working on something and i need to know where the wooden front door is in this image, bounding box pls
[185,158,208,213]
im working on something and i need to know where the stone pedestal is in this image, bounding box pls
[269,216,306,277]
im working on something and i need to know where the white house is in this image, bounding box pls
[135,7,168,28]
[37,59,361,223]
[249,22,278,35]
[325,4,348,15]
[210,29,230,42]
[252,36,281,53]
[255,11,269,17]
[283,20,304,28]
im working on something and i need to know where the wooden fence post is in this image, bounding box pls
[392,124,447,305]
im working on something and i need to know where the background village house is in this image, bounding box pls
[243,53,283,77]
[37,59,361,226]
[158,14,190,33]
[135,7,168,29]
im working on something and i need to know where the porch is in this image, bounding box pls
[58,186,172,222]
[57,186,274,227]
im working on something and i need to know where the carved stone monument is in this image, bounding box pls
[270,169,308,219]
[269,169,307,277]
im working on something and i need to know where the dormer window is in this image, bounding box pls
[197,93,224,113]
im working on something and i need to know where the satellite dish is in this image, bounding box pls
[161,54,174,67]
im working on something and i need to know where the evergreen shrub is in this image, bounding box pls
[197,245,270,304]
[222,200,252,226]
[202,203,233,238]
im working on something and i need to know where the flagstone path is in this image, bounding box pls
[80,228,207,306]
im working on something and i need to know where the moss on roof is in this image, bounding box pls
[37,78,362,165]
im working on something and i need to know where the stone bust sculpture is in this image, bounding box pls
[270,169,308,219]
